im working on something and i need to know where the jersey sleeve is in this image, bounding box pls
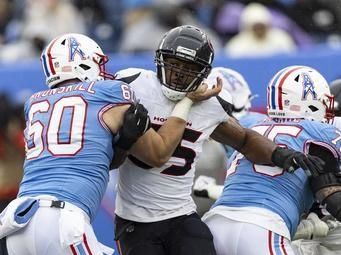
[322,124,341,154]
[94,80,136,105]
[308,123,341,162]
[239,113,267,128]
[114,68,144,82]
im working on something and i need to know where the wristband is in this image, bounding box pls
[170,97,193,121]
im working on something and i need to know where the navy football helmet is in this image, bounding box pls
[155,25,214,101]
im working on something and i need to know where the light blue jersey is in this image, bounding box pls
[214,119,341,238]
[19,80,133,221]
[238,111,267,128]
[225,112,267,157]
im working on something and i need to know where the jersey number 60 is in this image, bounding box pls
[25,96,87,159]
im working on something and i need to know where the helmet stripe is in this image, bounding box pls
[41,51,50,77]
[269,68,287,110]
[46,37,59,75]
[277,66,303,110]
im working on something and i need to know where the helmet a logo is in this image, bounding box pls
[69,37,86,62]
[302,73,317,100]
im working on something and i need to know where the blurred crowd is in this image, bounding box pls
[1,0,341,61]
[0,93,25,211]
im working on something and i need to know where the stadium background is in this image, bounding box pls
[1,0,341,254]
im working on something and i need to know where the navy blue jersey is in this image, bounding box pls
[214,119,341,238]
[20,80,134,220]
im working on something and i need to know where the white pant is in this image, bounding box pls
[204,214,296,255]
[6,197,111,255]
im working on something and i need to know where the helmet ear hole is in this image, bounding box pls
[79,64,90,70]
[309,105,319,112]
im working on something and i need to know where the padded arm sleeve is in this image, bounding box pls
[308,143,341,221]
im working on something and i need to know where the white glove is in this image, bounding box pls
[193,175,223,200]
[294,218,315,240]
[325,218,341,231]
[308,212,329,238]
[294,213,329,240]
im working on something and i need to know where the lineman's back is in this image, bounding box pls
[20,80,133,220]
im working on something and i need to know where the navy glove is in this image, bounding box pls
[115,103,151,150]
[271,147,325,175]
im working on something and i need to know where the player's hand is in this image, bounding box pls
[193,175,217,198]
[294,217,315,240]
[187,77,222,102]
[293,212,329,240]
[115,103,151,150]
[271,147,325,174]
[193,175,224,200]
[307,212,330,238]
[325,217,341,231]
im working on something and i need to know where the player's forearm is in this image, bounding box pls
[151,117,186,165]
[130,97,193,167]
[146,97,193,166]
[240,128,276,164]
[130,118,186,167]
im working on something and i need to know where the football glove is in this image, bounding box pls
[115,103,151,150]
[271,147,325,175]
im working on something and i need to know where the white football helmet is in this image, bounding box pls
[41,33,113,88]
[207,67,253,119]
[267,65,334,122]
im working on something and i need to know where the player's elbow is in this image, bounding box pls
[158,156,170,167]
[145,151,170,167]
[148,156,168,168]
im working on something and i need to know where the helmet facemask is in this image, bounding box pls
[155,25,214,101]
[329,79,341,117]
[93,52,115,81]
[322,93,335,122]
[156,54,210,100]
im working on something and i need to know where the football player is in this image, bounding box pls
[113,26,324,255]
[193,67,268,212]
[0,33,220,255]
[207,67,266,123]
[193,67,268,200]
[289,78,341,255]
[202,65,341,255]
[207,67,268,153]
